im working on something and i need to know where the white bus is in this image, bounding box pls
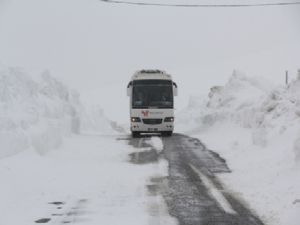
[127,70,178,137]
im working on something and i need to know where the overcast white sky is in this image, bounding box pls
[0,0,300,122]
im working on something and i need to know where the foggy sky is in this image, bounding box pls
[0,0,300,122]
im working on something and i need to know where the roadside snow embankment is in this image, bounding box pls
[177,71,300,225]
[0,65,113,158]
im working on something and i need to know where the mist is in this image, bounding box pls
[0,0,299,122]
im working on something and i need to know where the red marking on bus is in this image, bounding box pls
[141,110,149,117]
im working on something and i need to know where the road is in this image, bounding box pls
[1,133,264,225]
[128,133,264,225]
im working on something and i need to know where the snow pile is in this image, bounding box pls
[177,70,300,225]
[0,64,113,158]
[178,70,300,150]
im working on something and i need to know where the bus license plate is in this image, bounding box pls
[148,128,158,131]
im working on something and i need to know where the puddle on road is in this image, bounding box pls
[147,184,159,196]
[147,177,167,196]
[48,201,65,205]
[126,136,163,164]
[129,149,159,164]
[35,218,51,223]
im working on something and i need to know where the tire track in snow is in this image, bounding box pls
[128,133,265,225]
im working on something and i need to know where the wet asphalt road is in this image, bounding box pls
[128,133,264,225]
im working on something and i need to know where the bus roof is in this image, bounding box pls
[132,70,172,81]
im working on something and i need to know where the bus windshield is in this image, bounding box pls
[132,80,173,109]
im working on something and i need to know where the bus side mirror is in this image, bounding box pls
[173,82,178,96]
[127,82,132,96]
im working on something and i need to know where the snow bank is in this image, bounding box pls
[0,64,113,158]
[177,70,300,225]
[178,70,300,149]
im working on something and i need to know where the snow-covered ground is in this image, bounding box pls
[177,70,300,225]
[0,133,177,225]
[0,64,176,225]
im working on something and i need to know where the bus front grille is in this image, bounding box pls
[142,119,163,125]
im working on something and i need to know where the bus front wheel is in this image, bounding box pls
[162,131,173,137]
[132,131,140,138]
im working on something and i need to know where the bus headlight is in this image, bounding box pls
[164,117,174,122]
[131,117,141,122]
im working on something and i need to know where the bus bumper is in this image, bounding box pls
[131,122,173,132]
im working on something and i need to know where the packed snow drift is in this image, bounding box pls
[177,70,300,225]
[0,64,113,158]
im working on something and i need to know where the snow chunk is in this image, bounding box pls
[146,136,164,153]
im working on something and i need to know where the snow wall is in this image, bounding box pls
[0,64,113,158]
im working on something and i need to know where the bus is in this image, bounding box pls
[127,70,178,137]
